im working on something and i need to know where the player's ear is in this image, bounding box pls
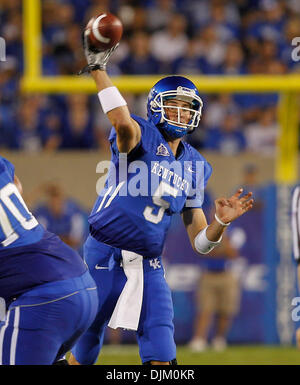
[14,175,23,195]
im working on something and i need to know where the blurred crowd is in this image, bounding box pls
[25,181,89,254]
[1,0,300,153]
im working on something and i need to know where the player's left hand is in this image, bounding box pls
[215,188,254,225]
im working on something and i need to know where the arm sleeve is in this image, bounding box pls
[0,157,15,181]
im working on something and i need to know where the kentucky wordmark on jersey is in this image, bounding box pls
[89,114,212,258]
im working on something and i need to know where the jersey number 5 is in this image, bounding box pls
[97,181,178,225]
[143,181,178,224]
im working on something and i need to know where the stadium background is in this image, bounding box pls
[1,0,300,363]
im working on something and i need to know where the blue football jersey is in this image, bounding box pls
[0,156,87,304]
[0,156,44,248]
[88,115,212,257]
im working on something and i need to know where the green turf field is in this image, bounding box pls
[94,345,300,365]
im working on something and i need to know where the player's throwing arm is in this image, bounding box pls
[79,13,141,154]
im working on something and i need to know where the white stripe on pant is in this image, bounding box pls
[0,307,20,365]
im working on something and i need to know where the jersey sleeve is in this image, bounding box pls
[183,155,213,211]
[108,114,152,162]
[0,157,15,181]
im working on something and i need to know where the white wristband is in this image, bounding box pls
[98,86,127,114]
[214,213,230,227]
[194,226,222,255]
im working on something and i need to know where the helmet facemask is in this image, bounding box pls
[149,86,203,137]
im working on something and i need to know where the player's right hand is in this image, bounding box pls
[78,32,119,75]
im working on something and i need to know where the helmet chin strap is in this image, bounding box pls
[160,122,188,139]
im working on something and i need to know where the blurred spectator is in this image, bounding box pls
[240,163,264,208]
[52,24,82,75]
[209,1,241,43]
[146,0,176,32]
[288,0,300,14]
[194,25,226,74]
[267,59,287,74]
[60,94,95,149]
[9,95,54,151]
[218,40,246,75]
[150,13,188,72]
[232,54,279,124]
[172,38,203,75]
[188,233,240,352]
[245,0,286,44]
[128,6,147,33]
[245,106,279,155]
[183,0,240,32]
[41,111,63,152]
[42,2,75,47]
[203,94,240,129]
[1,10,23,71]
[0,57,19,105]
[182,0,212,29]
[260,39,279,65]
[119,31,161,74]
[117,4,147,35]
[85,0,110,21]
[203,113,246,154]
[32,182,88,252]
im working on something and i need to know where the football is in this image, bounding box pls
[85,12,123,51]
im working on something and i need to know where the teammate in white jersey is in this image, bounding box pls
[292,186,300,348]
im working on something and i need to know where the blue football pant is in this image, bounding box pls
[0,271,98,365]
[71,240,176,364]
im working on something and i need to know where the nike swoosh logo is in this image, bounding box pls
[95,265,109,270]
[187,166,195,173]
[129,257,138,262]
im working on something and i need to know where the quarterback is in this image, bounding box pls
[69,36,254,365]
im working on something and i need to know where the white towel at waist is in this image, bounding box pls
[108,250,144,331]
